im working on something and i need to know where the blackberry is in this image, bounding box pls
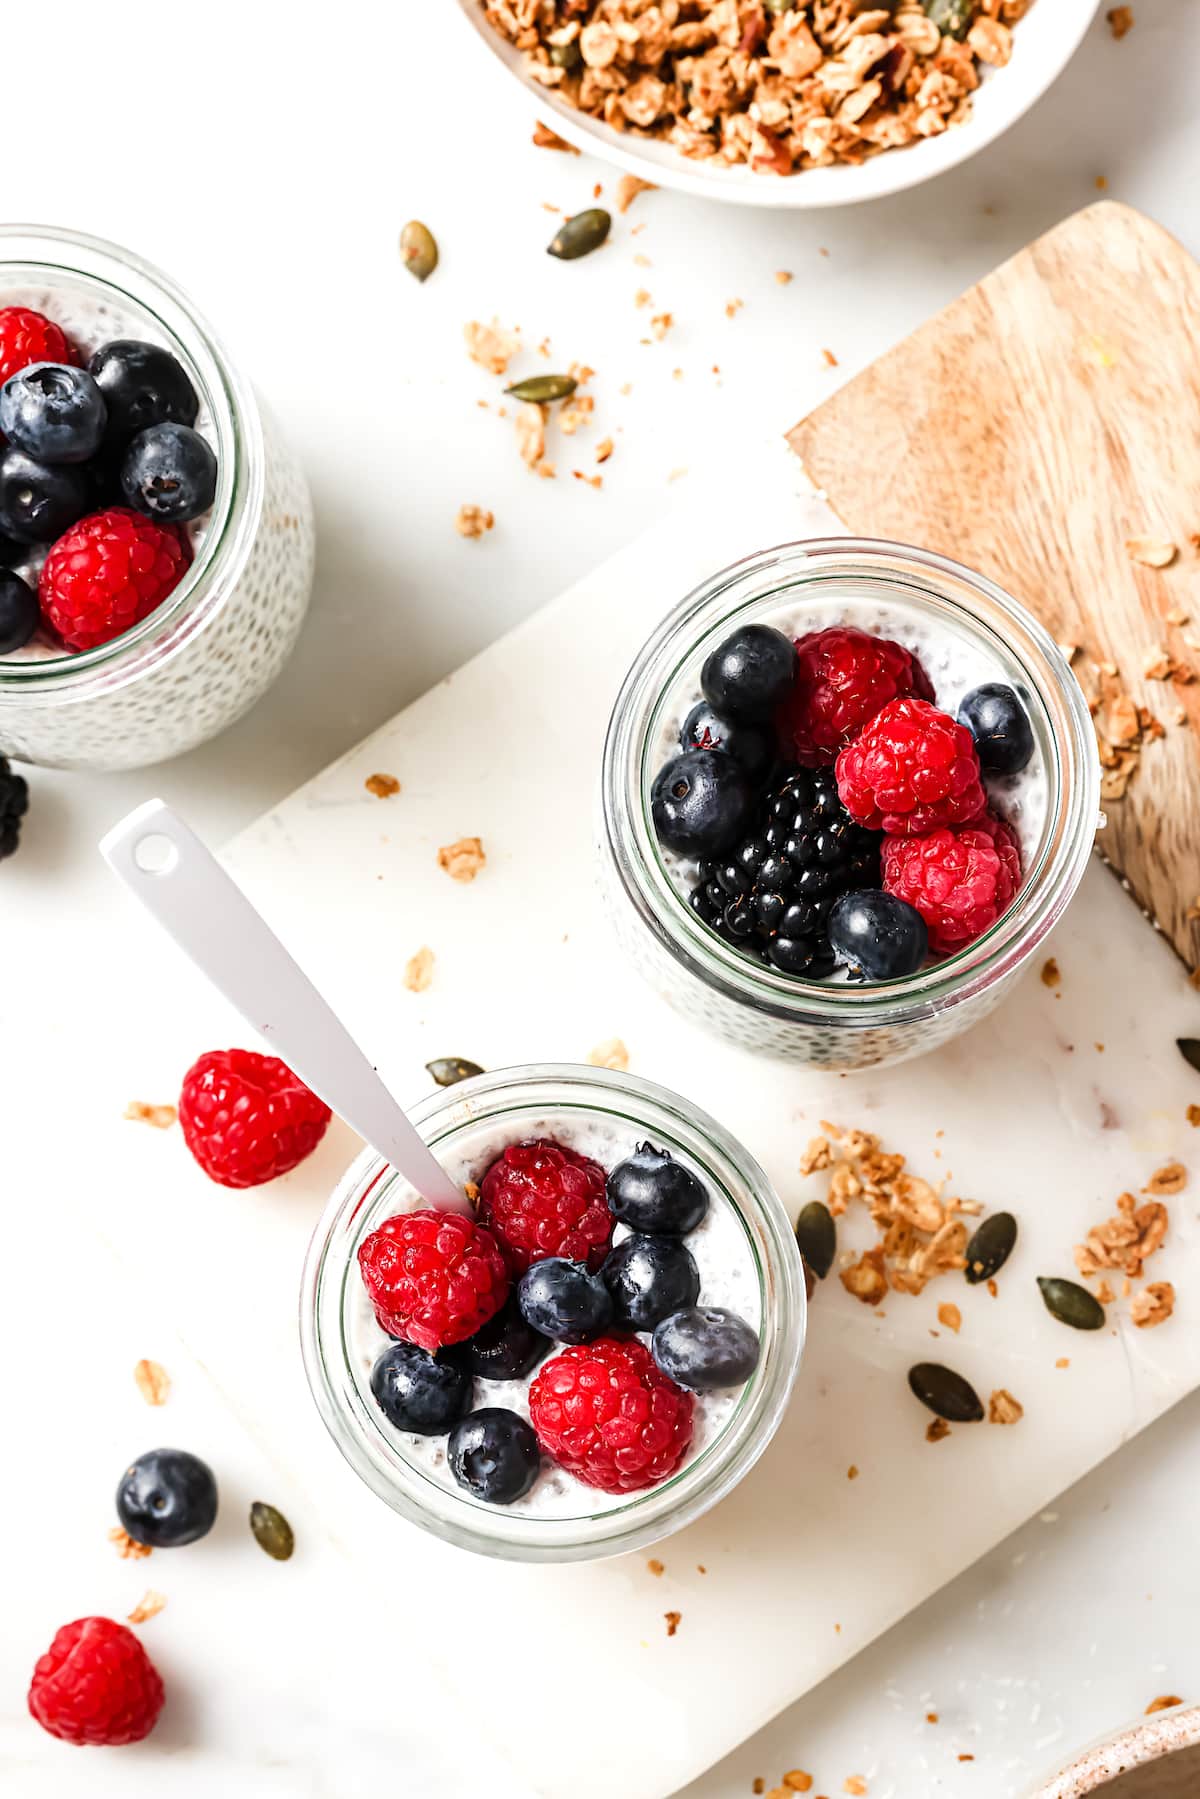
[0,753,28,860]
[689,765,880,977]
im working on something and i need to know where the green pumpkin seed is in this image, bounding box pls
[249,1501,294,1561]
[547,208,611,261]
[923,0,974,38]
[425,1057,485,1088]
[795,1200,836,1282]
[504,373,578,405]
[400,220,438,283]
[908,1362,984,1423]
[964,1211,1017,1285]
[1037,1276,1106,1331]
[1178,1038,1200,1075]
[549,40,582,68]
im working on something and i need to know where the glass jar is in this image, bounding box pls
[601,538,1099,1070]
[300,1063,806,1563]
[0,225,315,770]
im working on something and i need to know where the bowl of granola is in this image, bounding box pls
[458,0,1100,208]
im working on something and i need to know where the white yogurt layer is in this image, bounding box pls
[348,1112,762,1521]
[653,591,1050,956]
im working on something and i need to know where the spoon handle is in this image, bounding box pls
[100,798,470,1215]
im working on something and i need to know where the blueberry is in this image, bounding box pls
[517,1257,613,1344]
[829,889,928,981]
[607,1142,709,1236]
[121,422,217,523]
[602,1233,700,1332]
[652,1307,760,1391]
[680,701,773,778]
[0,532,24,567]
[700,624,796,721]
[0,571,38,653]
[958,683,1034,775]
[0,446,90,544]
[370,1341,473,1435]
[444,1292,550,1381]
[88,339,199,444]
[652,749,753,858]
[116,1447,218,1548]
[447,1407,540,1505]
[0,363,107,464]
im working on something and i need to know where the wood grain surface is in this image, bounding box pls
[787,201,1200,970]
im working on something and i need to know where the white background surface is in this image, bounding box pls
[3,1,1200,1795]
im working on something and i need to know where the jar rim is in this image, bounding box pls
[299,1062,806,1563]
[0,223,262,695]
[601,537,1100,1030]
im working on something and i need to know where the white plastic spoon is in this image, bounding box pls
[100,797,471,1215]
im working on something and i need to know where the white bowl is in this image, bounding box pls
[1025,1704,1200,1797]
[454,0,1100,208]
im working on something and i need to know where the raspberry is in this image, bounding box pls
[835,695,986,835]
[39,508,191,652]
[358,1209,509,1352]
[777,627,931,766]
[179,1048,331,1188]
[28,1617,164,1747]
[0,306,76,388]
[528,1335,694,1494]
[883,814,1022,953]
[477,1138,613,1275]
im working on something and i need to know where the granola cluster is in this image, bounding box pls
[481,0,1032,176]
[1073,1170,1181,1329]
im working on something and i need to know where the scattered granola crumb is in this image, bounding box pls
[404,946,434,994]
[1167,608,1191,627]
[840,1247,888,1307]
[697,1564,706,1574]
[464,1180,480,1203]
[1143,644,1175,680]
[725,299,743,320]
[1125,536,1177,569]
[573,470,603,489]
[616,173,656,212]
[515,401,554,477]
[667,466,688,482]
[988,1388,1023,1425]
[1187,1104,1200,1127]
[783,1776,813,1794]
[754,1783,766,1796]
[664,1610,682,1637]
[1131,1281,1175,1328]
[958,1756,975,1764]
[822,348,839,368]
[926,1712,939,1724]
[464,319,520,376]
[1146,1695,1183,1714]
[109,1527,152,1561]
[926,1418,950,1443]
[650,311,673,341]
[986,1278,998,1298]
[775,270,793,286]
[844,1779,867,1796]
[127,1590,166,1624]
[588,1037,630,1071]
[595,437,614,464]
[133,1360,170,1407]
[437,837,486,883]
[1096,1277,1117,1306]
[1107,5,1134,37]
[634,288,652,309]
[455,503,494,540]
[937,1302,962,1334]
[1095,175,1108,190]
[1041,957,1061,989]
[532,120,579,153]
[124,1101,177,1130]
[647,1557,665,1576]
[1145,1162,1187,1195]
[1076,1188,1169,1280]
[847,1464,859,1480]
[1056,1357,1070,1368]
[365,773,400,799]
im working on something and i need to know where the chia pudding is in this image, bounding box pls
[0,227,314,771]
[301,1065,806,1562]
[601,539,1099,1069]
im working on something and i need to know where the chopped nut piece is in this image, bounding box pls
[134,1360,170,1407]
[988,1388,1023,1424]
[464,320,520,376]
[647,1557,664,1576]
[109,1527,152,1561]
[404,947,434,994]
[664,1610,681,1637]
[1125,537,1177,569]
[595,437,614,464]
[532,120,579,153]
[840,1247,888,1307]
[437,837,486,883]
[124,1101,177,1130]
[937,1302,962,1334]
[926,1418,950,1443]
[1107,5,1134,37]
[1131,1282,1175,1328]
[365,773,400,799]
[127,1589,167,1624]
[588,1037,630,1071]
[1040,958,1061,989]
[1146,1695,1183,1714]
[455,504,494,540]
[616,173,656,212]
[1145,1162,1187,1195]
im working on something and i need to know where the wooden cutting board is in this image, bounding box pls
[788,200,1200,970]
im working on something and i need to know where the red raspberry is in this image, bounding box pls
[836,695,986,835]
[883,814,1022,953]
[28,1617,164,1747]
[777,626,931,766]
[179,1048,331,1188]
[39,508,191,652]
[0,306,77,387]
[477,1138,613,1275]
[528,1335,694,1494]
[358,1208,509,1351]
